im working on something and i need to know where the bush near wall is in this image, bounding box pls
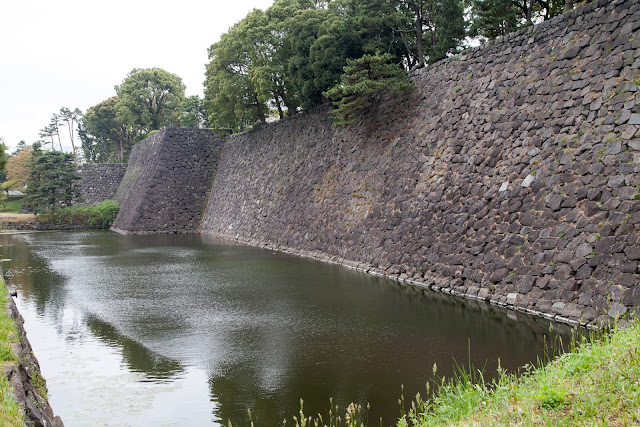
[38,200,119,229]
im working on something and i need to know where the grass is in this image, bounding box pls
[0,198,24,214]
[271,322,640,427]
[399,321,640,426]
[0,276,26,426]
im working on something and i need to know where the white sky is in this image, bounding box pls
[0,0,274,152]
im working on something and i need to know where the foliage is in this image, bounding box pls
[2,148,32,193]
[38,200,120,228]
[469,0,520,40]
[81,68,187,163]
[115,68,186,133]
[324,53,414,126]
[179,95,207,128]
[0,139,7,173]
[203,0,468,133]
[80,96,140,163]
[400,321,640,426]
[470,0,597,40]
[392,0,466,67]
[58,107,83,162]
[24,146,82,213]
[38,108,83,159]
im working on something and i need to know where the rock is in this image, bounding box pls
[628,114,640,125]
[521,174,535,188]
[608,303,627,319]
[575,243,593,259]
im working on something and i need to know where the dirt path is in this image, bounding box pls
[0,213,37,222]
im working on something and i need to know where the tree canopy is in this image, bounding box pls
[115,68,186,133]
[80,68,190,163]
[203,0,469,130]
[24,145,82,213]
[201,0,587,131]
[2,146,32,193]
[324,53,414,126]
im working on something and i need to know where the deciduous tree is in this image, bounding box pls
[115,68,186,133]
[80,97,141,163]
[2,147,32,193]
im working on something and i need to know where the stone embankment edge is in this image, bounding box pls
[2,268,64,426]
[207,232,596,330]
[1,221,105,232]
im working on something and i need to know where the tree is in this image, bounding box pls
[12,140,27,156]
[39,115,62,151]
[204,20,269,132]
[24,146,82,213]
[323,53,413,126]
[59,107,83,163]
[2,146,32,193]
[80,96,140,163]
[469,0,519,40]
[391,0,466,68]
[115,68,186,133]
[0,137,7,172]
[178,95,207,128]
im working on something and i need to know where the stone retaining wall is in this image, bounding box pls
[77,163,127,205]
[3,272,63,426]
[200,0,640,327]
[111,127,224,234]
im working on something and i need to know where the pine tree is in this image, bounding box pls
[24,146,82,213]
[323,53,414,127]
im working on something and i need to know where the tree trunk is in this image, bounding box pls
[412,1,425,68]
[254,96,267,124]
[273,92,285,119]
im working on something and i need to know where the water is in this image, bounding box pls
[0,231,574,426]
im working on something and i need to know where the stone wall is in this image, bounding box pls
[111,126,224,234]
[200,0,640,327]
[77,163,127,205]
[3,274,64,426]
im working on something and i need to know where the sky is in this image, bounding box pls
[0,0,274,152]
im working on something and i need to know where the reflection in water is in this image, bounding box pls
[0,232,576,426]
[85,315,184,382]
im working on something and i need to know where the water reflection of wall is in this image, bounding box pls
[85,315,185,382]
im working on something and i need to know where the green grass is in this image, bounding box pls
[0,277,26,426]
[0,198,24,214]
[399,321,640,426]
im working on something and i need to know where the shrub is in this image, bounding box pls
[37,200,119,228]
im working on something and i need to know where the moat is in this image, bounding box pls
[0,231,574,426]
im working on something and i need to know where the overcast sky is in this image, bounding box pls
[0,0,274,152]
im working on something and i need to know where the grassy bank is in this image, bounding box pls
[282,322,639,426]
[0,198,24,214]
[400,321,640,426]
[37,200,119,228]
[0,277,26,426]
